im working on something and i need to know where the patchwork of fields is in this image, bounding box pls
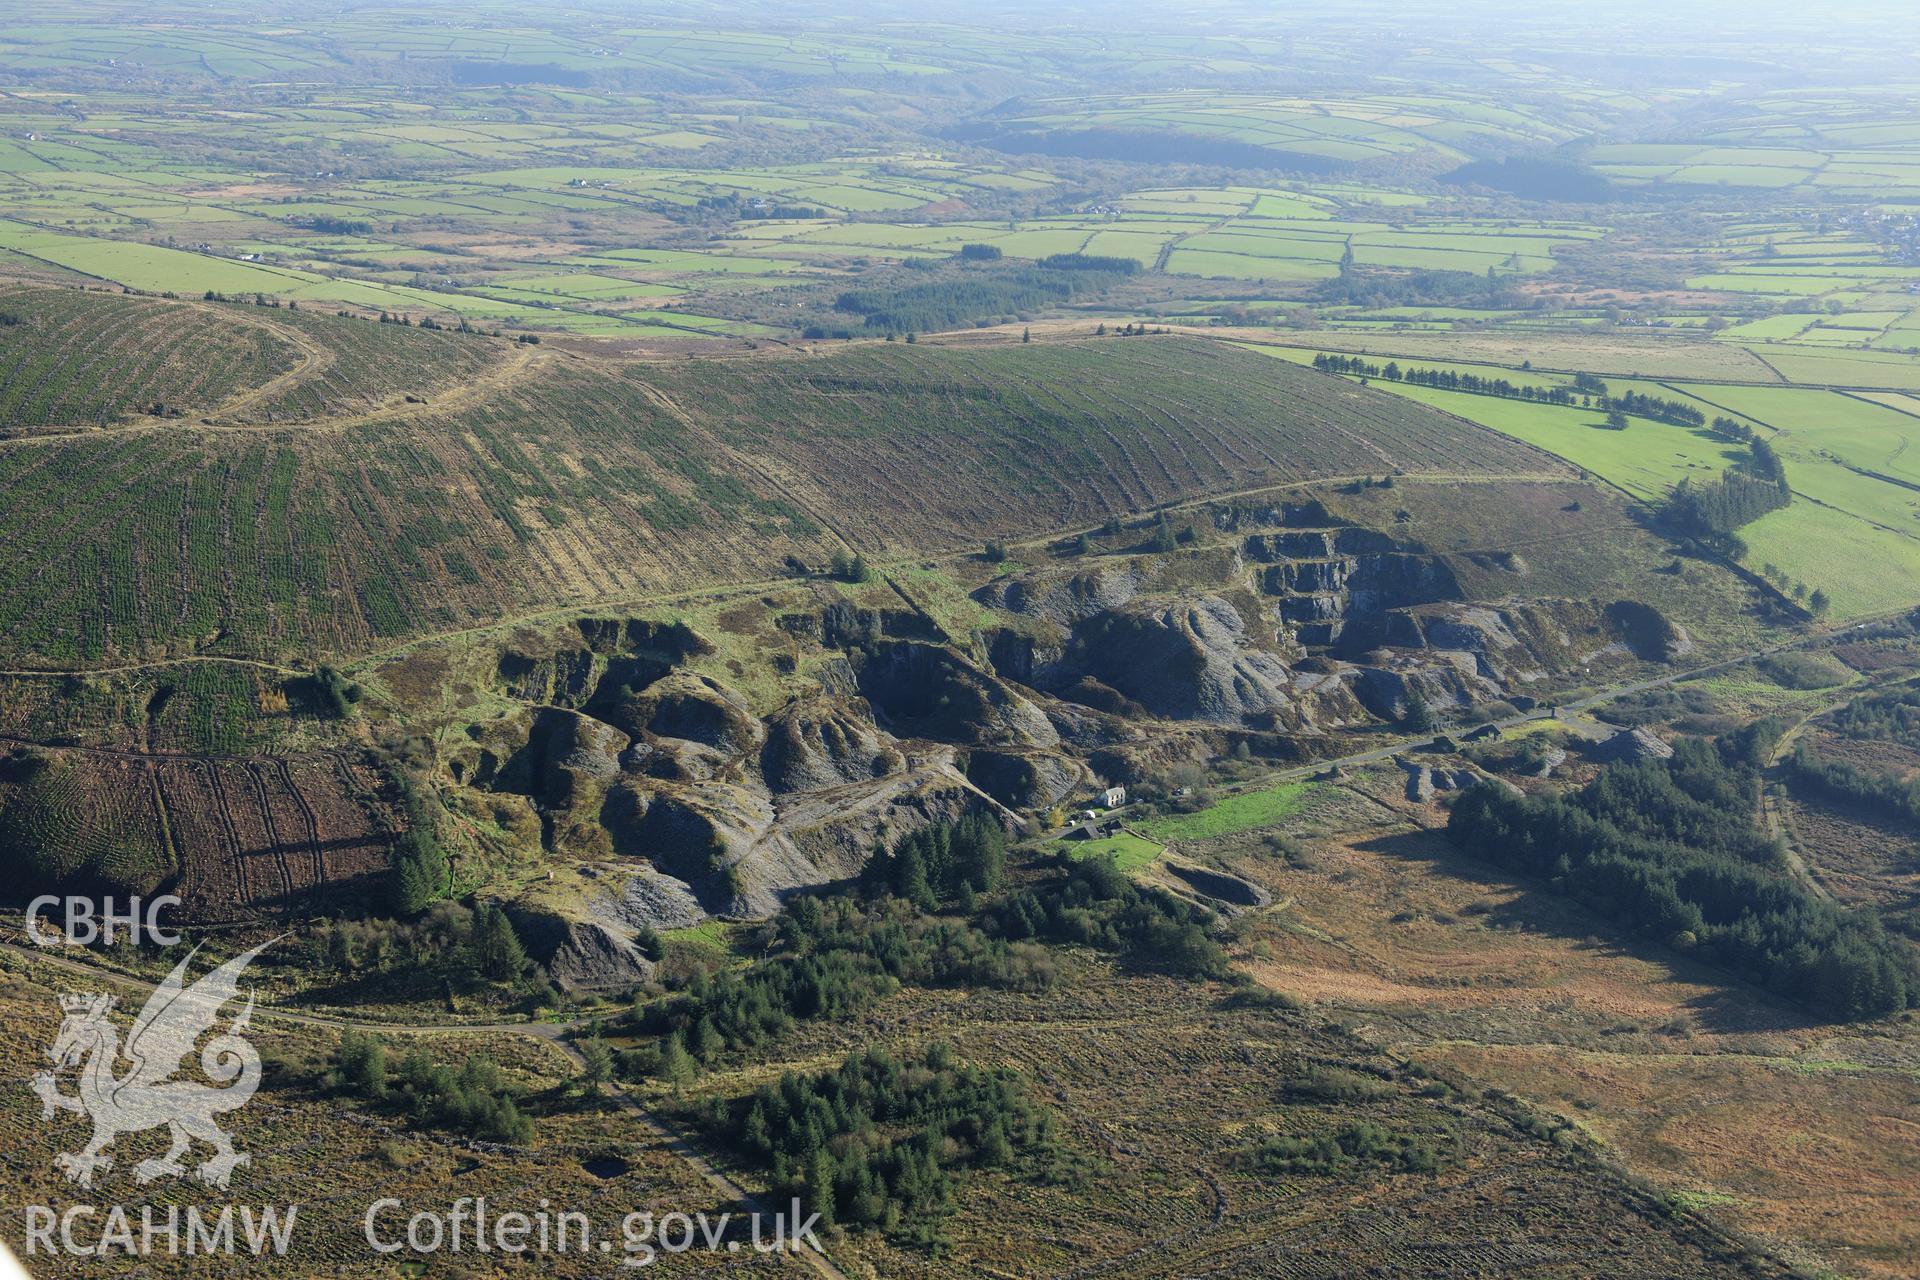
[1255,339,1920,616]
[3,8,1920,1279]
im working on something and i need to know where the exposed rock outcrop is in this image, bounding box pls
[502,904,656,993]
[1066,596,1294,723]
[1589,726,1674,763]
[596,671,763,757]
[760,699,899,792]
[965,749,1083,809]
[856,641,1058,747]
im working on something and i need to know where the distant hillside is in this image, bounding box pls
[953,124,1353,174]
[0,311,1560,665]
[1441,157,1616,203]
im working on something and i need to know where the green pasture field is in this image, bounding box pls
[1133,782,1315,842]
[1358,380,1740,500]
[1378,375,1920,616]
[1260,339,1920,619]
[1687,272,1863,295]
[1177,232,1348,262]
[1744,345,1920,390]
[1064,831,1165,872]
[1739,500,1920,617]
[1247,331,1786,382]
[1672,384,1920,490]
[1243,328,1920,621]
[1856,391,1920,418]
[1718,315,1821,341]
[1166,250,1337,281]
[1079,230,1177,265]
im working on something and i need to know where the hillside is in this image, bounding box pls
[0,285,509,434]
[0,285,301,432]
[0,311,1561,667]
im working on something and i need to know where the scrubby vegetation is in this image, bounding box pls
[328,1031,535,1143]
[1828,683,1920,746]
[987,852,1229,978]
[293,900,536,998]
[708,1043,1055,1239]
[1237,1121,1445,1177]
[1448,732,1918,1019]
[1784,744,1920,826]
[625,892,1059,1081]
[1313,268,1527,311]
[831,257,1137,333]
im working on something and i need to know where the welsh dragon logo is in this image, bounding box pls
[31,941,273,1190]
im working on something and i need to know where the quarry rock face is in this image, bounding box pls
[599,670,764,756]
[760,698,898,792]
[977,563,1145,626]
[451,502,1704,929]
[490,707,628,814]
[1049,595,1297,723]
[1352,655,1501,721]
[966,748,1083,809]
[499,904,657,994]
[856,640,1059,747]
[1604,600,1694,662]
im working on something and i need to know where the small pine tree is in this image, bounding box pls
[1150,513,1177,553]
[895,839,935,910]
[659,1033,696,1094]
[578,1036,613,1087]
[1021,327,1031,343]
[808,1148,838,1227]
[335,1030,387,1099]
[471,904,528,982]
[388,831,449,916]
[1403,695,1435,734]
